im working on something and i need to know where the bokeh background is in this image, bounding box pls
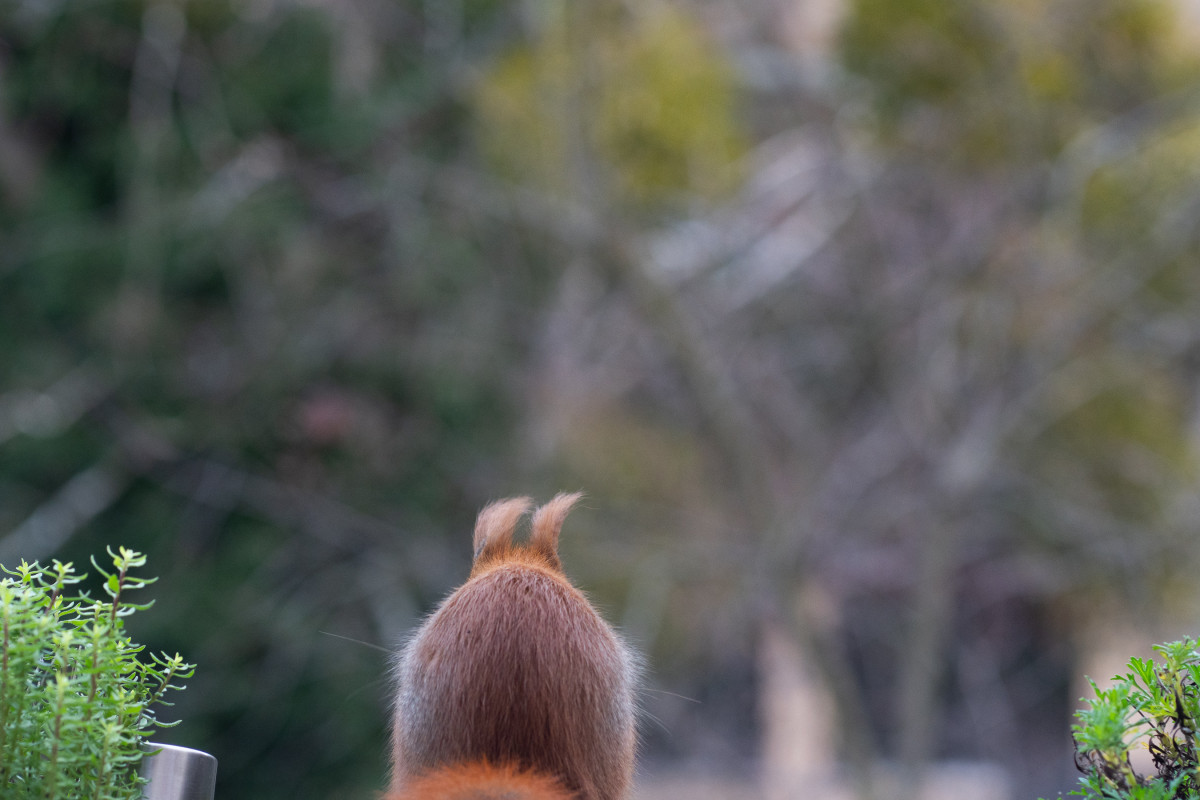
[3,0,1200,798]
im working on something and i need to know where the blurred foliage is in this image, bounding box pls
[2,0,1200,798]
[473,4,746,207]
[838,0,1200,536]
[840,0,1200,161]
[1039,363,1193,521]
[1081,118,1200,248]
[0,0,552,797]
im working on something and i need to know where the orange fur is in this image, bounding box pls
[390,494,637,800]
[385,761,573,799]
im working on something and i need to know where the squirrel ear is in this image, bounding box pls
[474,497,533,561]
[529,492,583,570]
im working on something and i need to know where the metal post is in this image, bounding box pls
[141,743,218,800]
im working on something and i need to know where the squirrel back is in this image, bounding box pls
[389,494,638,800]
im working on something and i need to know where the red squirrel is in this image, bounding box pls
[387,493,638,800]
[393,761,573,799]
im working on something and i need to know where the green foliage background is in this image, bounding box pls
[2,0,1200,798]
[1,2,541,796]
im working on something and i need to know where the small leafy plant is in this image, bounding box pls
[1062,638,1200,800]
[0,547,194,800]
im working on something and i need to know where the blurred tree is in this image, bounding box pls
[453,0,1200,796]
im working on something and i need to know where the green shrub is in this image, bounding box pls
[0,547,193,800]
[1061,638,1200,799]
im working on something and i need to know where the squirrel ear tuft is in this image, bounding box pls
[529,492,584,569]
[473,497,533,561]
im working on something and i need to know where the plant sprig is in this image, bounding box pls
[1058,638,1200,800]
[0,549,194,800]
